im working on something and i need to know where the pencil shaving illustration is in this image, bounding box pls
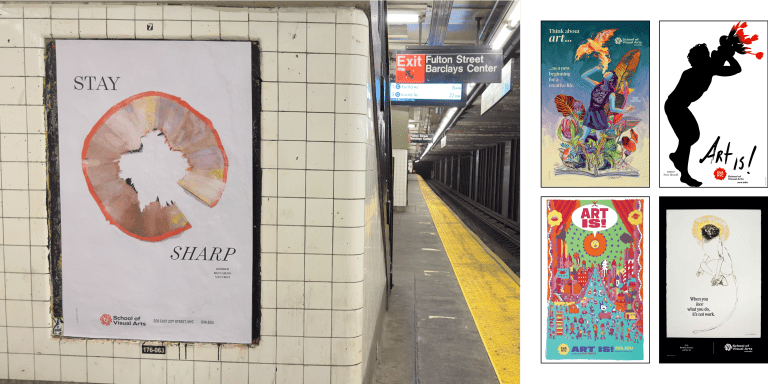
[82,91,229,242]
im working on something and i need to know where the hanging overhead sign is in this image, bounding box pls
[395,50,503,84]
[391,83,465,106]
[481,58,514,114]
[409,133,434,143]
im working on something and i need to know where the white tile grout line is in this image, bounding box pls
[330,12,337,379]
[273,12,279,380]
[303,7,309,377]
[24,6,34,381]
[2,16,8,378]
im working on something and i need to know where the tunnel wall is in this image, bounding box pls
[0,3,386,383]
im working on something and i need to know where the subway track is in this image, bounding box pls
[426,179,520,274]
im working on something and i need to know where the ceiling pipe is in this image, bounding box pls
[419,14,424,44]
[427,0,453,46]
[476,16,483,45]
[478,0,502,45]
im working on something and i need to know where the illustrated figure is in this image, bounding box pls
[579,66,635,151]
[696,223,735,286]
[692,216,738,333]
[665,22,762,187]
[555,49,643,173]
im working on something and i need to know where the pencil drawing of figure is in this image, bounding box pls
[696,223,734,286]
[692,215,738,333]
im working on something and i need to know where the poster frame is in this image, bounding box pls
[660,196,768,363]
[44,39,262,344]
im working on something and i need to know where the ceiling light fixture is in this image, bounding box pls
[420,107,458,159]
[387,13,420,24]
[491,3,521,50]
[466,83,476,95]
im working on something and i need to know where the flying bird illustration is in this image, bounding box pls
[575,29,618,73]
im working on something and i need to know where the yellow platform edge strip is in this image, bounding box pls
[456,214,521,286]
[417,176,520,384]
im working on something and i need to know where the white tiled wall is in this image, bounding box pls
[362,62,387,382]
[392,149,408,207]
[0,3,386,383]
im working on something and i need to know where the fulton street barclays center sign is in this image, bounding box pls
[396,48,503,84]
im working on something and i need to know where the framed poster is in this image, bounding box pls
[660,21,767,188]
[46,40,259,343]
[541,21,650,187]
[542,197,649,362]
[661,196,767,363]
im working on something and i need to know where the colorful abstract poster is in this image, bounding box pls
[660,21,767,187]
[541,21,650,187]
[542,198,649,362]
[53,40,254,343]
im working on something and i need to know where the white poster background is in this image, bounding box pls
[540,197,650,363]
[660,21,768,187]
[57,40,253,343]
[666,210,761,338]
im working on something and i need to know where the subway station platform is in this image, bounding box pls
[373,175,520,384]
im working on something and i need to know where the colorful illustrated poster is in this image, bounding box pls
[54,40,254,343]
[542,198,649,362]
[541,21,650,187]
[660,21,767,187]
[666,210,761,338]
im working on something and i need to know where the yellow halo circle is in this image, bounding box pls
[692,215,729,241]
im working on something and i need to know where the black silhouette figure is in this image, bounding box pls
[665,30,745,187]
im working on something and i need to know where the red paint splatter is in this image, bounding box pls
[733,21,763,59]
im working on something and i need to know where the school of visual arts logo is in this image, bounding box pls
[100,315,147,327]
[714,167,727,180]
[614,37,623,44]
[558,343,570,355]
[724,343,733,351]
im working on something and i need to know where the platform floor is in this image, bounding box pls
[372,175,520,384]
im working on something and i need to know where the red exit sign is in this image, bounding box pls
[395,50,502,83]
[396,54,425,83]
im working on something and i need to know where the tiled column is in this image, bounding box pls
[0,3,384,384]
